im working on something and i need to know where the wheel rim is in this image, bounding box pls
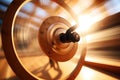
[2,0,86,79]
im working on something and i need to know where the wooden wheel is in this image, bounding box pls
[2,0,86,79]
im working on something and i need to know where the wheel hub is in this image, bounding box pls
[38,16,78,62]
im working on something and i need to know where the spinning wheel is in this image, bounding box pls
[2,0,86,79]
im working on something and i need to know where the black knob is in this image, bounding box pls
[59,28,80,43]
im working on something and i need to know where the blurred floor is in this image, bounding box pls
[0,52,119,80]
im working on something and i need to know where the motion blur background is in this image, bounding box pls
[0,0,120,80]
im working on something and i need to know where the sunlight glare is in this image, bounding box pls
[75,14,95,33]
[75,10,104,34]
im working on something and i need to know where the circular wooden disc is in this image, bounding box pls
[38,16,78,62]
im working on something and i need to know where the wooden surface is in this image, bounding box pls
[0,52,119,80]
